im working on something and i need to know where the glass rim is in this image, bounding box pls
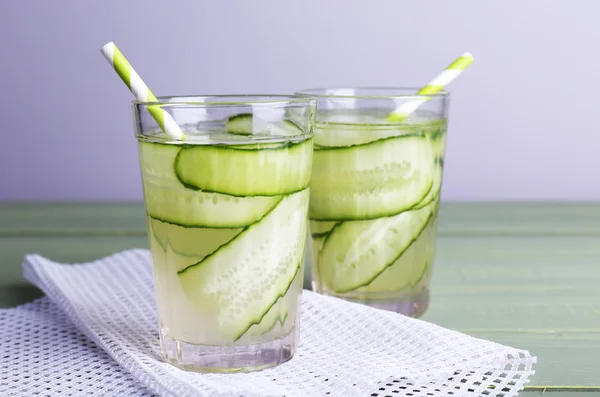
[295,86,450,100]
[132,94,316,107]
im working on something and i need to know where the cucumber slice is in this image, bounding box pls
[236,250,304,343]
[148,217,241,271]
[226,113,303,136]
[309,135,435,221]
[308,234,326,289]
[315,125,406,147]
[175,139,313,197]
[145,186,281,228]
[356,215,437,293]
[240,296,288,338]
[178,189,309,342]
[314,119,446,148]
[432,127,446,158]
[310,234,328,253]
[309,220,337,238]
[414,129,446,208]
[139,141,283,227]
[227,142,289,150]
[318,203,433,293]
[414,163,443,209]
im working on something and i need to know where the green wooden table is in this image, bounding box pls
[1,202,599,396]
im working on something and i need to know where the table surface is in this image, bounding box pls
[1,202,599,396]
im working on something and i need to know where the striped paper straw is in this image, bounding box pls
[101,42,184,140]
[387,52,474,122]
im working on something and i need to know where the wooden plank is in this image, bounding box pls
[0,236,149,308]
[0,202,147,235]
[421,235,600,387]
[466,332,600,389]
[6,202,600,236]
[424,236,600,330]
[437,202,600,236]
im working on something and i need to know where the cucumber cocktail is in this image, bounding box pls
[298,88,448,317]
[134,96,315,372]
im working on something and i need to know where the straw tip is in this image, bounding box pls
[101,42,115,53]
[463,51,474,61]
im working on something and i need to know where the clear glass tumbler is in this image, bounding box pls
[296,87,449,317]
[132,95,316,372]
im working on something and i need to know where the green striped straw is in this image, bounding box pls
[387,52,474,122]
[100,42,185,140]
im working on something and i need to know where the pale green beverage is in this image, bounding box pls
[298,88,448,317]
[134,96,315,372]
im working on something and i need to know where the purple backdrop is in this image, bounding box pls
[1,0,599,201]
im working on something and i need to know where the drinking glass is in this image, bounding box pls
[133,95,316,372]
[296,87,449,317]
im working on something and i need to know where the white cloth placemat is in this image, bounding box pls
[20,249,536,397]
[0,297,154,396]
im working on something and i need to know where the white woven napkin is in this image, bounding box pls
[0,298,154,396]
[21,249,536,397]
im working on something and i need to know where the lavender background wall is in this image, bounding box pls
[1,0,598,201]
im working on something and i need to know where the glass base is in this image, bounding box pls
[315,286,430,318]
[159,329,295,373]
